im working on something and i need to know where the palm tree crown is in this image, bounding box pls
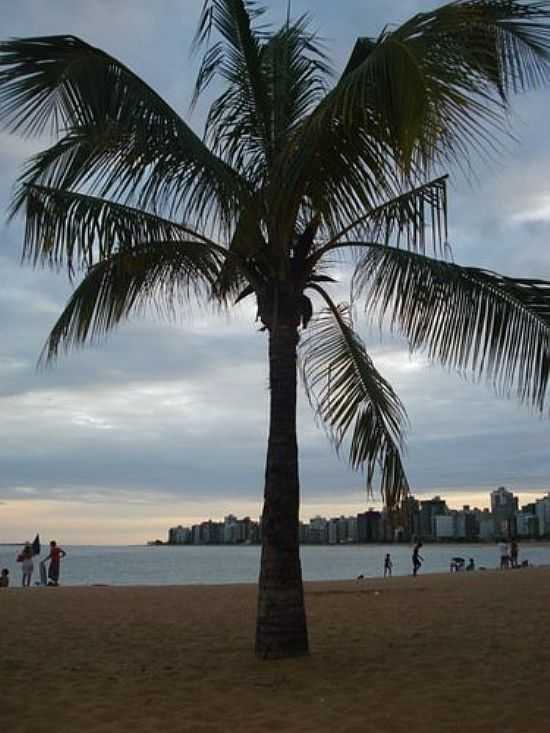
[2,0,550,658]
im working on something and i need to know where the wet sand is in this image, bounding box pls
[1,568,549,733]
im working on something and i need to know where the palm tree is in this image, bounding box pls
[2,0,550,659]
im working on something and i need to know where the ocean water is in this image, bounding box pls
[1,542,549,587]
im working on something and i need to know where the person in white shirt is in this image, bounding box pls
[499,542,509,569]
[16,542,34,587]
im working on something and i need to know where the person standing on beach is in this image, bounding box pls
[499,541,509,569]
[43,541,66,586]
[17,542,34,587]
[412,542,423,577]
[0,568,9,587]
[384,553,393,578]
[510,540,519,568]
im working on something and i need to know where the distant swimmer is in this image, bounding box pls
[384,553,392,578]
[412,542,424,577]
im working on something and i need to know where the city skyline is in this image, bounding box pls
[168,486,549,529]
[167,487,550,546]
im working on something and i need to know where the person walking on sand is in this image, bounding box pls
[17,542,34,587]
[510,540,519,569]
[499,541,509,570]
[384,553,393,578]
[412,542,424,577]
[43,540,66,586]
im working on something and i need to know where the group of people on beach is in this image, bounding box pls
[449,557,476,572]
[383,545,426,577]
[359,544,425,579]
[380,543,428,578]
[0,540,66,588]
[357,539,526,581]
[499,540,520,569]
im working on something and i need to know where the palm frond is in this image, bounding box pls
[270,112,401,247]
[192,0,268,99]
[0,35,244,228]
[354,244,550,411]
[18,184,222,275]
[263,15,331,154]
[42,240,224,362]
[321,0,550,171]
[310,175,449,271]
[300,292,409,509]
[192,0,272,175]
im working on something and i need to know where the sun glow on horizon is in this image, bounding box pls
[2,486,549,545]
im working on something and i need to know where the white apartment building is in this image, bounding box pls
[347,517,359,543]
[516,511,538,538]
[328,519,338,545]
[308,516,328,543]
[535,494,550,536]
[223,515,247,543]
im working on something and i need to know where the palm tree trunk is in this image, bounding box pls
[255,323,309,659]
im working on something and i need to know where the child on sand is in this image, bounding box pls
[0,568,9,587]
[384,553,392,578]
[412,542,424,577]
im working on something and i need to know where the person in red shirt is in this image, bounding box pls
[43,540,67,586]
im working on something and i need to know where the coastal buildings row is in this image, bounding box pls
[167,488,550,545]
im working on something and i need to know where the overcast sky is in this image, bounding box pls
[1,1,550,544]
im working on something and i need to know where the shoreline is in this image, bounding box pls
[2,563,548,590]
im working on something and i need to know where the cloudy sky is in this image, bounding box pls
[1,0,550,544]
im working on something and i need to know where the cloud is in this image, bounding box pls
[511,196,550,225]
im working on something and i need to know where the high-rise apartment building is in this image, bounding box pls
[357,510,382,542]
[419,496,448,540]
[491,487,518,537]
[535,494,550,537]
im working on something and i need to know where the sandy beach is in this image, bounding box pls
[1,568,549,733]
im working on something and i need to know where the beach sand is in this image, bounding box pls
[1,568,549,733]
